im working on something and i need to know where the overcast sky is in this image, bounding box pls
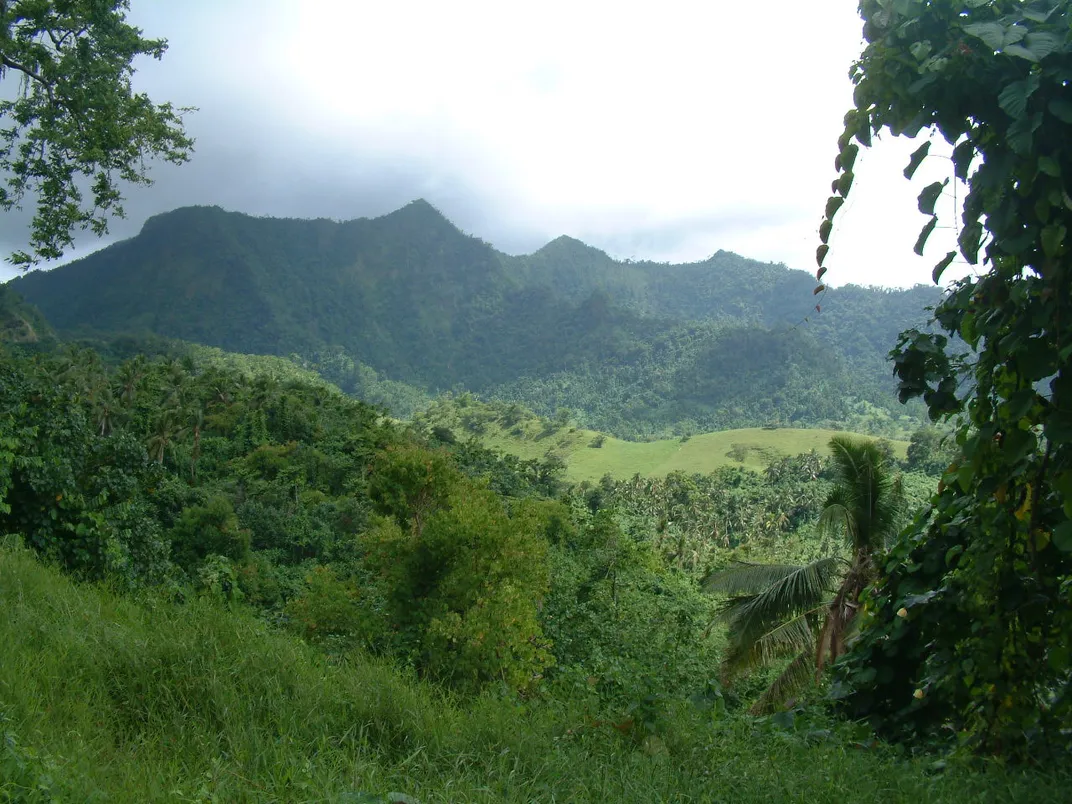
[0,0,970,288]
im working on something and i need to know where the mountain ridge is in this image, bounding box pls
[7,200,940,437]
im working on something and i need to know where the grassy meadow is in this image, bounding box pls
[467,417,909,483]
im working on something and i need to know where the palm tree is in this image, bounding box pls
[705,435,904,714]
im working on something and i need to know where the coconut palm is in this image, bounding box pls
[705,435,904,714]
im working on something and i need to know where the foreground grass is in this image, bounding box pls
[0,544,1063,803]
[480,424,909,483]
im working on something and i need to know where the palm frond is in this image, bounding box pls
[704,561,816,595]
[715,557,842,659]
[822,435,905,555]
[721,611,817,680]
[749,649,815,715]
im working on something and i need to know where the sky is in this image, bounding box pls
[0,0,970,288]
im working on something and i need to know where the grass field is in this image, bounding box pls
[2,541,1066,803]
[475,421,909,483]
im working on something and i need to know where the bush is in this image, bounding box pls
[169,495,250,571]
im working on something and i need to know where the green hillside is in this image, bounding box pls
[6,541,1061,803]
[8,202,938,438]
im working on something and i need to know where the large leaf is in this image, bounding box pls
[917,181,946,215]
[1048,99,1072,124]
[963,21,1026,51]
[952,139,976,181]
[904,141,931,180]
[998,75,1039,119]
[914,216,938,256]
[932,251,957,284]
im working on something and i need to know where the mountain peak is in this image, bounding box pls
[534,235,611,261]
[381,198,455,226]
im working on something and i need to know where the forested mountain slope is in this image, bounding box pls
[9,201,940,436]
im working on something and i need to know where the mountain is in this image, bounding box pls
[8,200,941,437]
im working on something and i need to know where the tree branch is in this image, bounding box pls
[0,52,54,97]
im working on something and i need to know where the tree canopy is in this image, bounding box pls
[0,0,193,265]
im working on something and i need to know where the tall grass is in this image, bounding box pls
[0,543,1065,803]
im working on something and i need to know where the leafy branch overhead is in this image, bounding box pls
[0,0,194,265]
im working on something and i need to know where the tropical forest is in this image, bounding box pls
[0,1,1070,802]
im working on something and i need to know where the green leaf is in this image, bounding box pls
[816,244,829,268]
[914,216,938,256]
[962,22,1006,52]
[1021,6,1056,22]
[952,139,975,181]
[1008,112,1043,155]
[840,143,859,173]
[1036,197,1052,223]
[932,251,956,284]
[1048,99,1072,124]
[825,196,844,219]
[959,221,984,264]
[1044,411,1072,444]
[904,141,931,180]
[961,311,977,347]
[1003,44,1039,63]
[956,463,975,492]
[918,181,946,215]
[1041,224,1066,258]
[837,171,855,196]
[909,40,932,61]
[998,76,1039,119]
[1054,521,1072,553]
[1024,32,1062,61]
[1039,156,1062,177]
[819,219,833,244]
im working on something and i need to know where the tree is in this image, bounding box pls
[706,436,903,713]
[361,445,553,691]
[822,0,1072,759]
[905,426,957,474]
[0,0,193,265]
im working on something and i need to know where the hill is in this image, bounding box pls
[8,201,940,436]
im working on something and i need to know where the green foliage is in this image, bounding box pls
[827,0,1072,760]
[0,0,193,265]
[542,507,721,728]
[359,446,554,691]
[168,495,250,571]
[419,395,912,484]
[0,354,170,582]
[0,340,395,593]
[284,564,369,647]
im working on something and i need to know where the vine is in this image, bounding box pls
[822,0,1072,760]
